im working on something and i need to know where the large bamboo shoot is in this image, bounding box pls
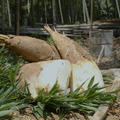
[44,26,104,91]
[0,34,60,62]
[17,60,71,98]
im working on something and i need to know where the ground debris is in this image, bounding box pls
[98,37,120,69]
[106,114,120,120]
[63,112,86,120]
[51,113,59,120]
[11,109,86,120]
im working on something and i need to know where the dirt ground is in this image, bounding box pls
[11,103,120,120]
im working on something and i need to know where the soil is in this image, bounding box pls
[11,108,87,120]
[11,104,120,120]
[106,105,120,120]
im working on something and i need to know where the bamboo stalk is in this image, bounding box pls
[89,0,94,51]
[16,0,20,35]
[44,0,48,23]
[89,0,94,37]
[7,0,12,27]
[115,0,120,18]
[52,0,56,24]
[58,0,64,24]
[84,0,90,23]
[1,0,5,33]
[83,0,86,22]
[27,0,30,14]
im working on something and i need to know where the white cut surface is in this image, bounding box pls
[71,60,104,91]
[18,60,71,98]
[39,60,71,91]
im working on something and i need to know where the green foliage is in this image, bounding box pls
[32,77,119,119]
[0,82,28,118]
[47,37,55,45]
[0,47,29,119]
[0,46,27,89]
[74,37,86,46]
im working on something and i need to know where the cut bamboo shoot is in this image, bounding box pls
[44,26,104,91]
[17,60,71,98]
[71,60,104,91]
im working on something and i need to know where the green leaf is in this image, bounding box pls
[0,102,19,110]
[87,76,95,89]
[49,81,63,96]
[36,107,44,118]
[0,104,27,117]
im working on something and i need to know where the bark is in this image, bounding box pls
[7,0,12,27]
[84,0,90,23]
[16,0,20,35]
[1,0,5,33]
[27,0,30,14]
[115,0,120,18]
[44,0,47,23]
[30,0,34,26]
[83,0,86,22]
[52,0,56,24]
[58,0,64,24]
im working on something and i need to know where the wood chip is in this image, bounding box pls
[91,105,109,120]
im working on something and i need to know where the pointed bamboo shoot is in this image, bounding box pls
[44,26,104,91]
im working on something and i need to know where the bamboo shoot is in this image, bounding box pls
[44,26,104,91]
[17,60,71,98]
[0,34,60,62]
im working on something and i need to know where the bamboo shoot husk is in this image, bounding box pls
[0,34,60,62]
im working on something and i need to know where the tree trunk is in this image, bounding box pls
[44,0,47,23]
[115,0,120,18]
[7,0,12,27]
[1,0,5,33]
[89,0,94,38]
[30,0,34,26]
[89,0,94,52]
[83,0,86,22]
[58,0,64,24]
[27,0,30,14]
[84,0,90,23]
[52,0,56,24]
[16,0,20,35]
